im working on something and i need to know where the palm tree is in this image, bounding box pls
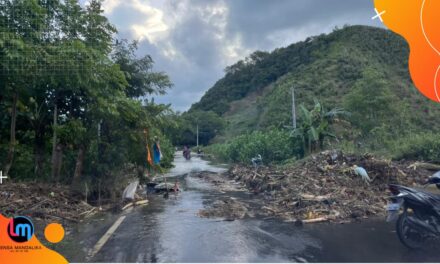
[292,100,349,156]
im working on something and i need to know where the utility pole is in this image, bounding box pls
[196,123,199,147]
[291,86,297,129]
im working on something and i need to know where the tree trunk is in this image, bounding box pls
[73,146,85,183]
[3,92,18,176]
[53,143,63,183]
[307,138,312,156]
[51,103,58,181]
[319,136,324,150]
[34,126,45,178]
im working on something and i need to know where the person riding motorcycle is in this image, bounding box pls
[183,146,191,160]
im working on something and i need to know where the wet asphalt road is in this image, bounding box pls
[61,154,440,263]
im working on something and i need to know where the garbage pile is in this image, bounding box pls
[228,150,434,223]
[0,182,96,223]
[198,197,249,221]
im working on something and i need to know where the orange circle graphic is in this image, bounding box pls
[44,223,65,244]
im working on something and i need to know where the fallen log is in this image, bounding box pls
[300,194,331,202]
[302,217,328,224]
[47,214,79,223]
[79,207,96,216]
[261,206,278,213]
[122,203,133,211]
[408,162,440,171]
[134,199,149,206]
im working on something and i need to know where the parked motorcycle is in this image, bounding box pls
[386,172,440,249]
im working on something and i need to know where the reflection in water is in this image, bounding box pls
[153,190,319,262]
[164,153,228,178]
[64,153,440,263]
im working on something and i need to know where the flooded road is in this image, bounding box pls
[61,154,440,263]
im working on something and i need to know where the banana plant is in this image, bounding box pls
[291,100,349,156]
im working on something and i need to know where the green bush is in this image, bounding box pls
[158,136,175,169]
[391,132,440,162]
[206,130,301,164]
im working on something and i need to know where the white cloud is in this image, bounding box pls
[103,0,169,43]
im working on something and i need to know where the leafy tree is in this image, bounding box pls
[0,0,176,203]
[0,0,45,175]
[112,39,172,98]
[167,111,225,146]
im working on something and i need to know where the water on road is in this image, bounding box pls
[61,154,440,263]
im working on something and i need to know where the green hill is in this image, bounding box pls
[189,25,440,143]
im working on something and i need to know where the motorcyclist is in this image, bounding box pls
[183,146,191,160]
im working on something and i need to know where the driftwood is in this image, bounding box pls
[408,162,440,171]
[134,199,149,206]
[261,206,279,213]
[0,182,98,223]
[227,150,428,223]
[79,207,96,217]
[302,217,328,224]
[47,214,79,223]
[122,202,133,211]
[300,194,331,202]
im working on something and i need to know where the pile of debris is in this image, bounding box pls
[0,182,96,223]
[193,171,247,192]
[228,150,435,223]
[198,197,249,221]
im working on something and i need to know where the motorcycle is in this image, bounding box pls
[386,172,440,249]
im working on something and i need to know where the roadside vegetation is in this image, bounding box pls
[205,130,299,163]
[0,0,175,202]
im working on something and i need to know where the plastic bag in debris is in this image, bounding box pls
[122,180,139,200]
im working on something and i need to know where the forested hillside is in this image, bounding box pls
[189,26,440,162]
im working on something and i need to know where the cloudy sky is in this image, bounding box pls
[98,0,384,111]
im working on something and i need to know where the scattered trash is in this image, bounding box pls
[0,183,96,223]
[122,180,139,201]
[251,154,263,168]
[407,162,440,171]
[198,197,249,221]
[193,171,246,192]
[227,150,431,223]
[120,180,149,210]
[154,182,176,192]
